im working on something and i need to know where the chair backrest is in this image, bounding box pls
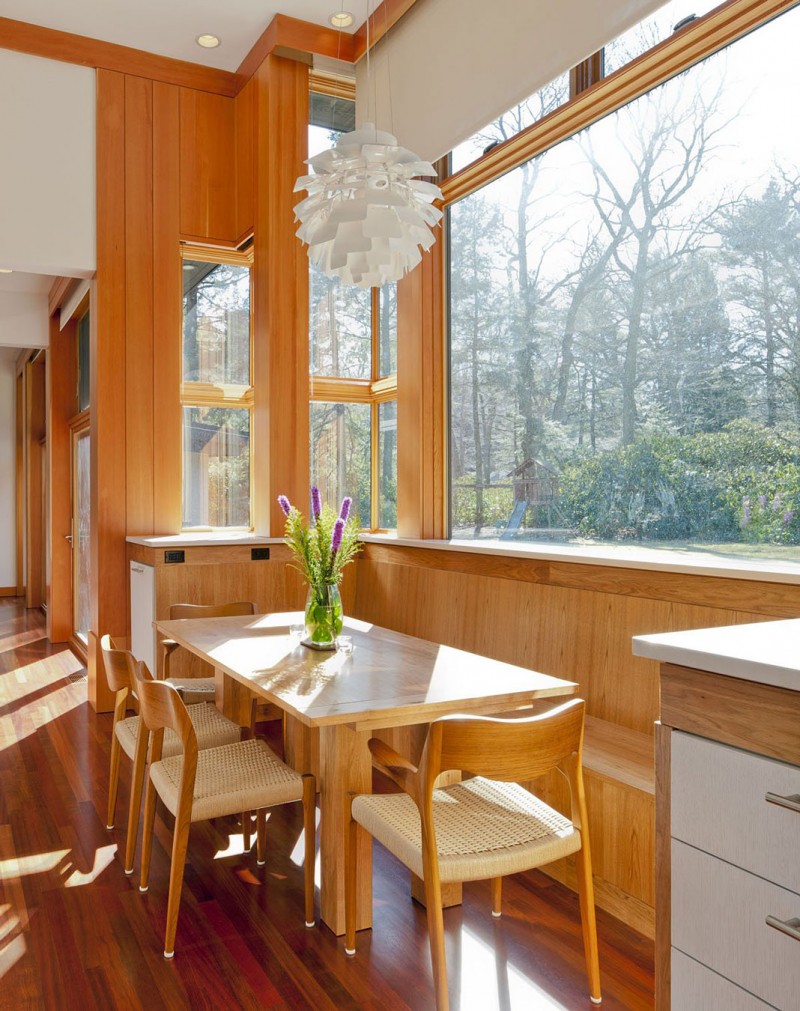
[100,633,137,695]
[133,661,198,764]
[169,601,257,620]
[423,698,586,789]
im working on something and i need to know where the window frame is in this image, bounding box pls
[180,242,255,531]
[308,80,398,532]
[437,0,799,547]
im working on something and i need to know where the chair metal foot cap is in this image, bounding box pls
[138,885,149,894]
[590,997,602,1005]
[345,947,356,956]
[124,867,134,877]
[305,921,315,929]
[257,859,266,866]
[163,950,174,960]
[491,910,502,918]
[106,824,114,830]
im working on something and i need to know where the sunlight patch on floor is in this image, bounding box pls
[0,680,86,753]
[63,844,117,887]
[0,905,25,981]
[458,926,571,1011]
[0,849,70,880]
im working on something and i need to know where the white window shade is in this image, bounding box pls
[355,0,669,164]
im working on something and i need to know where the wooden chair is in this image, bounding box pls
[160,600,258,703]
[344,698,601,1010]
[101,635,242,876]
[134,663,316,959]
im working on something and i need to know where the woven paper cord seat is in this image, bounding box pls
[352,777,580,882]
[115,702,240,762]
[163,676,216,705]
[150,738,305,822]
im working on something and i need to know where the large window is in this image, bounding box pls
[308,108,398,529]
[181,248,252,529]
[449,5,800,562]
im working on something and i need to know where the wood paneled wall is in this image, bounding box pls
[90,69,258,710]
[47,313,77,643]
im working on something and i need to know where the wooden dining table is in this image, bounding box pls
[154,611,577,935]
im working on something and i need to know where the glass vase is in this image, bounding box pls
[304,583,343,649]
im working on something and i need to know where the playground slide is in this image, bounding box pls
[500,500,527,540]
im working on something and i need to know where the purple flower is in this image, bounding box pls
[758,495,767,509]
[339,496,352,523]
[783,510,795,525]
[331,518,344,554]
[773,493,782,512]
[311,485,322,520]
[278,495,292,517]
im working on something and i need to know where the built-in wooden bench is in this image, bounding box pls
[582,715,655,795]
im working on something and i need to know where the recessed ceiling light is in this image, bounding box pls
[196,34,221,49]
[0,269,13,274]
[329,11,354,28]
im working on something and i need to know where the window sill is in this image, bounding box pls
[358,533,800,585]
[126,532,281,548]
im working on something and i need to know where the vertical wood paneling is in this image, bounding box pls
[47,313,77,643]
[235,76,255,241]
[152,82,182,534]
[397,234,446,539]
[179,89,236,242]
[124,75,155,536]
[24,357,46,609]
[253,56,309,535]
[15,371,23,595]
[91,69,127,712]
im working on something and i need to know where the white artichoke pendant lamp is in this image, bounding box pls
[294,123,443,288]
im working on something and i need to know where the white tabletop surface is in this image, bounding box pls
[126,533,279,547]
[633,618,800,691]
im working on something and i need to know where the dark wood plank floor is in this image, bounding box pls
[0,598,653,1009]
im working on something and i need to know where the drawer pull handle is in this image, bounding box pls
[131,565,145,574]
[765,791,800,813]
[766,915,800,942]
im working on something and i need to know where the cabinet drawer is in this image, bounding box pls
[672,731,800,893]
[672,840,800,1009]
[671,949,773,1010]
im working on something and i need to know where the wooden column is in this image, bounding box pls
[397,223,447,539]
[252,55,309,534]
[91,69,127,712]
[152,81,182,534]
[47,312,77,643]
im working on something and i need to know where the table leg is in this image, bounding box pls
[319,724,372,935]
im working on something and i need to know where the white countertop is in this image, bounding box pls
[633,619,800,692]
[127,533,281,548]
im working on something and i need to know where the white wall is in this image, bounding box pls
[0,353,17,588]
[0,49,95,277]
[0,291,49,348]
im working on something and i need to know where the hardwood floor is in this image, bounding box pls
[0,599,654,1009]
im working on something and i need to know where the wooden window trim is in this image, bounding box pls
[181,244,255,530]
[441,0,798,207]
[309,70,356,101]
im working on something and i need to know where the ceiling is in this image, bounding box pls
[0,0,361,72]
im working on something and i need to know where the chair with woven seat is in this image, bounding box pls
[344,698,601,1010]
[134,663,316,959]
[101,635,242,876]
[160,600,258,703]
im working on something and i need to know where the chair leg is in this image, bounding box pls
[163,805,192,959]
[344,794,357,953]
[491,877,502,918]
[575,842,602,1005]
[139,775,158,894]
[256,809,267,866]
[106,730,121,830]
[303,775,316,928]
[124,724,149,875]
[243,811,252,852]
[421,856,449,1011]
